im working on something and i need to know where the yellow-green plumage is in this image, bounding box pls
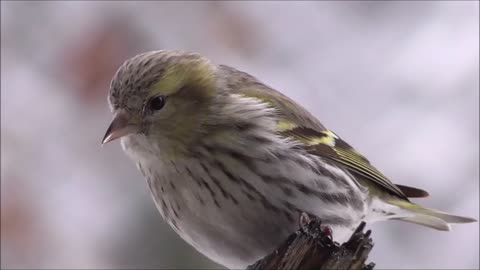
[103,50,476,269]
[235,79,476,231]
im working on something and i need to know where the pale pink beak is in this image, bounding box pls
[102,111,137,144]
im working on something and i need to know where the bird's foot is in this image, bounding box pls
[320,224,333,239]
[299,212,334,241]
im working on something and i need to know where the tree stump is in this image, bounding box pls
[246,213,375,270]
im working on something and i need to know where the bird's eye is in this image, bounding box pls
[148,95,166,111]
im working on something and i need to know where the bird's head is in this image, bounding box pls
[102,50,219,157]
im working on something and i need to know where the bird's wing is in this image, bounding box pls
[280,125,409,199]
[232,78,427,200]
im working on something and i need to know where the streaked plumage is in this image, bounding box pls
[102,50,476,269]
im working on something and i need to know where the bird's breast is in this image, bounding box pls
[123,136,369,268]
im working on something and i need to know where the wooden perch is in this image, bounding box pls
[246,213,375,270]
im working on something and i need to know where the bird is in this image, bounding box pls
[102,50,476,269]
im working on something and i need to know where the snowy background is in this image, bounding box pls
[1,1,479,269]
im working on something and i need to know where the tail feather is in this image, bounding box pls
[388,200,476,231]
[396,215,451,231]
[421,208,478,224]
[395,184,429,198]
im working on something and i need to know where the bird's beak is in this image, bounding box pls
[102,110,137,144]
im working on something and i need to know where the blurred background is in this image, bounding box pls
[1,1,479,269]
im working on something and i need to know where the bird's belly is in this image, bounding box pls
[134,148,368,268]
[150,184,362,269]
[153,189,297,269]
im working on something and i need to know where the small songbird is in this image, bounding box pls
[102,50,476,269]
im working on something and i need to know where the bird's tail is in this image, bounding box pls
[387,200,477,231]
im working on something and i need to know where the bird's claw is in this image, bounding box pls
[320,224,333,239]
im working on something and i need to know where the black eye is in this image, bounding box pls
[148,95,166,111]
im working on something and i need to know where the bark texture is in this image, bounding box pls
[246,213,375,270]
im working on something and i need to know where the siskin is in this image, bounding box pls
[102,50,476,269]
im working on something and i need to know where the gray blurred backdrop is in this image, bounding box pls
[1,1,479,269]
